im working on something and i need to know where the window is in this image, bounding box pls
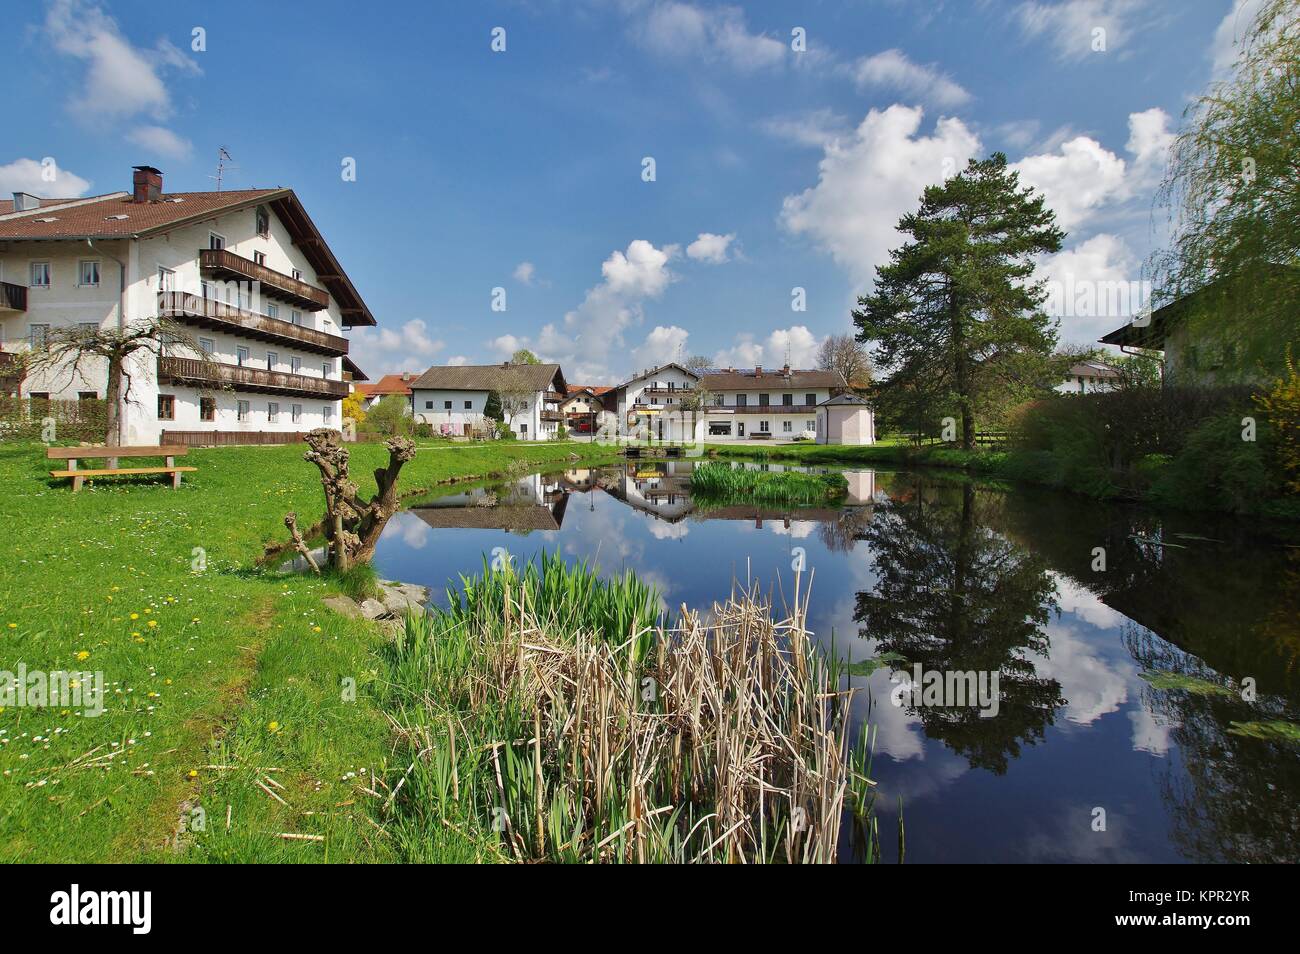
[759,394,770,407]
[443,400,452,410]
[158,394,175,420]
[29,324,50,348]
[805,393,816,407]
[425,400,433,410]
[782,393,793,406]
[256,208,270,237]
[78,391,97,402]
[237,346,250,367]
[782,420,792,433]
[520,423,528,435]
[322,362,330,378]
[323,405,334,423]
[291,404,302,423]
[237,400,250,422]
[289,310,301,325]
[521,401,529,410]
[708,421,732,436]
[30,262,51,287]
[266,352,278,371]
[266,302,279,319]
[209,232,225,250]
[78,260,100,286]
[198,337,215,356]
[29,391,50,402]
[759,420,770,433]
[288,356,302,374]
[158,266,175,292]
[291,268,302,282]
[200,397,215,421]
[735,394,747,407]
[253,251,267,266]
[267,402,279,422]
[464,400,472,410]
[714,395,724,406]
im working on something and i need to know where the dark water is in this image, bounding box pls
[372,461,1300,863]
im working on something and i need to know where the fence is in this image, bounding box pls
[0,398,108,443]
[161,430,309,447]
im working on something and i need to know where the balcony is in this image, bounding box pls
[540,409,564,423]
[543,391,565,404]
[714,405,819,415]
[158,356,348,400]
[159,291,348,357]
[0,281,26,313]
[641,386,694,397]
[199,248,330,311]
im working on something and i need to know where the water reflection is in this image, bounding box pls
[377,462,1300,862]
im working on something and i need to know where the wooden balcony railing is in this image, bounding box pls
[158,356,348,399]
[543,391,565,403]
[199,248,330,311]
[540,409,564,423]
[0,281,27,312]
[159,291,348,356]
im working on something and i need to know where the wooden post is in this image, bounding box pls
[167,456,181,489]
[68,457,83,493]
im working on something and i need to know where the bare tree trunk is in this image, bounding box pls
[290,428,416,571]
[105,356,123,448]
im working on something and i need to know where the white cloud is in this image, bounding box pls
[350,319,444,374]
[685,232,736,264]
[759,108,851,149]
[1039,232,1146,344]
[43,0,197,150]
[125,124,193,160]
[1210,0,1267,75]
[1016,0,1147,62]
[632,325,691,369]
[513,261,537,285]
[780,104,980,285]
[1011,134,1128,232]
[715,325,823,370]
[446,355,469,366]
[0,158,91,197]
[636,2,786,72]
[851,49,971,108]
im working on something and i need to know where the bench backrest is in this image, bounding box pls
[47,445,189,460]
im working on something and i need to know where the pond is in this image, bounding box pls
[372,460,1300,863]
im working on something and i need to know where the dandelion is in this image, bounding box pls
[188,769,198,778]
[268,721,280,733]
[6,623,16,629]
[147,620,157,628]
[129,613,139,620]
[312,626,322,633]
[75,651,90,661]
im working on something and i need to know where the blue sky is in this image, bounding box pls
[2,0,1261,382]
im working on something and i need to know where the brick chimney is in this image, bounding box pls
[755,365,762,374]
[132,165,163,203]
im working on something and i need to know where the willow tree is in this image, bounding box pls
[1149,0,1300,376]
[855,155,1063,449]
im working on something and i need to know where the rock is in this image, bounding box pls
[379,581,429,617]
[322,595,363,619]
[358,598,389,620]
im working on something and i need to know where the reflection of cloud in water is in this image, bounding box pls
[770,521,816,539]
[1036,619,1129,726]
[1052,573,1124,629]
[390,511,432,550]
[1018,803,1151,863]
[648,521,689,541]
[1128,706,1173,756]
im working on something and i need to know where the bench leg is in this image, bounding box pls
[167,456,181,489]
[72,475,84,492]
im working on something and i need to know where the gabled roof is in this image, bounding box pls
[566,384,613,396]
[410,362,566,394]
[615,362,700,390]
[357,373,417,397]
[819,392,871,407]
[700,368,845,390]
[342,356,369,381]
[0,187,376,327]
[1065,361,1121,379]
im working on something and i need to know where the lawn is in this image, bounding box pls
[0,438,617,862]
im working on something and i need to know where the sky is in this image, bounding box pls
[0,0,1265,383]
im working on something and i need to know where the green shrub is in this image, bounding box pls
[1149,412,1278,512]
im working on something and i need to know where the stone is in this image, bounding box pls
[358,598,390,620]
[322,595,363,619]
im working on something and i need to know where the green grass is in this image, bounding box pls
[0,438,617,862]
[689,460,849,507]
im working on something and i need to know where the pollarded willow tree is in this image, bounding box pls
[1149,0,1300,375]
[854,154,1064,449]
[284,429,417,573]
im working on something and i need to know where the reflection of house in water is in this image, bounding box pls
[844,469,876,506]
[600,461,697,524]
[410,472,569,532]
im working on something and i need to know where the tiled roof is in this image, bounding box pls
[567,384,613,396]
[357,373,417,396]
[410,363,565,394]
[410,504,564,532]
[0,190,282,239]
[820,392,871,407]
[1066,362,1122,378]
[699,368,845,390]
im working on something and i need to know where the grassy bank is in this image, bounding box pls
[707,440,1300,522]
[689,460,849,507]
[380,553,875,863]
[0,438,617,862]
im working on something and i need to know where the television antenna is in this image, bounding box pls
[209,147,236,191]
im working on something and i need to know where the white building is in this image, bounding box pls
[409,362,567,439]
[815,392,875,445]
[0,166,374,444]
[1055,360,1122,394]
[612,363,846,442]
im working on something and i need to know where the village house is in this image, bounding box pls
[560,384,615,434]
[409,361,567,439]
[611,362,860,442]
[0,166,374,444]
[355,371,415,412]
[1055,360,1122,394]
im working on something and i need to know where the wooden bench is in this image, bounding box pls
[47,445,196,491]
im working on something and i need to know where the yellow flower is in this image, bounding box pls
[147,620,157,628]
[188,770,198,778]
[268,721,281,733]
[312,626,322,633]
[165,678,172,685]
[190,618,200,624]
[129,613,139,620]
[75,651,90,661]
[6,623,16,629]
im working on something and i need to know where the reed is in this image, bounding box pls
[689,461,848,507]
[381,554,878,863]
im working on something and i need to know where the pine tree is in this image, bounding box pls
[854,154,1064,449]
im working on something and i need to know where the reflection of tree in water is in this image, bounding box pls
[1124,623,1300,863]
[817,506,875,553]
[854,479,1064,774]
